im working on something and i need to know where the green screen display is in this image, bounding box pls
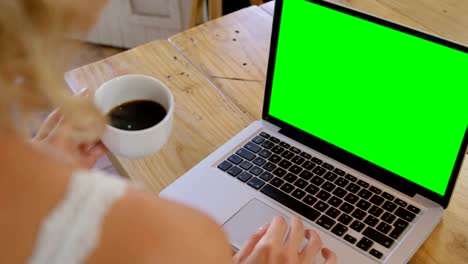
[269,0,468,196]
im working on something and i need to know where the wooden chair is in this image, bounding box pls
[190,0,265,27]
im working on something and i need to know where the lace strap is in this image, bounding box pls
[28,170,128,264]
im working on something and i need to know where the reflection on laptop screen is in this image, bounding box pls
[269,0,468,196]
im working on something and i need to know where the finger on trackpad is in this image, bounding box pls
[223,199,288,251]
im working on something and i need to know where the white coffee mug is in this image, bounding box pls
[94,74,174,158]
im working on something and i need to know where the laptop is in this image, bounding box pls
[161,0,468,262]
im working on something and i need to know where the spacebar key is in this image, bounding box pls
[261,184,321,221]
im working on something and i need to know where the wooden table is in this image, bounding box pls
[66,1,468,263]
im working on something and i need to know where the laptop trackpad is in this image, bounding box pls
[224,199,287,251]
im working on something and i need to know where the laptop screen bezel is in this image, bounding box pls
[262,0,468,208]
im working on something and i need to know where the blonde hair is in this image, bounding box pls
[0,0,105,143]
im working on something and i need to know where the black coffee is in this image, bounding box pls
[107,100,167,131]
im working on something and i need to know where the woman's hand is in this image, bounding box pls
[31,89,108,169]
[232,216,337,264]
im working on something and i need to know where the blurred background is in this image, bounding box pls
[67,0,272,71]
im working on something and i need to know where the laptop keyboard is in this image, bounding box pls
[217,132,422,260]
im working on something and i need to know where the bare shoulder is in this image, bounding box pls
[85,187,233,264]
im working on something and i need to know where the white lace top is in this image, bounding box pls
[27,170,128,264]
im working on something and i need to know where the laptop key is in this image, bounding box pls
[382,192,395,201]
[339,202,355,214]
[357,237,373,252]
[280,183,295,193]
[240,161,253,170]
[305,184,320,195]
[356,200,372,211]
[381,212,397,224]
[258,149,272,158]
[369,206,384,217]
[273,168,287,177]
[345,174,358,182]
[312,166,327,176]
[228,154,243,165]
[407,205,421,214]
[236,171,251,183]
[357,189,372,200]
[294,178,308,188]
[351,209,367,220]
[271,145,285,155]
[370,195,385,206]
[395,207,416,222]
[270,177,284,187]
[284,173,298,183]
[250,166,264,176]
[326,207,341,219]
[302,161,316,170]
[279,142,290,149]
[292,189,306,200]
[252,136,265,145]
[281,150,294,160]
[322,181,336,192]
[389,226,406,239]
[259,132,270,138]
[259,172,273,182]
[369,186,382,194]
[268,154,282,164]
[338,214,353,225]
[328,196,343,208]
[334,168,346,176]
[331,223,348,237]
[303,195,318,206]
[291,155,305,165]
[317,190,332,201]
[290,147,301,154]
[346,183,361,193]
[299,170,313,180]
[382,201,397,212]
[344,234,357,244]
[236,148,255,161]
[377,222,392,234]
[228,166,242,177]
[300,152,312,159]
[364,215,379,227]
[324,172,338,182]
[323,163,334,170]
[370,249,383,259]
[247,177,265,189]
[311,157,323,165]
[316,215,336,230]
[253,157,266,166]
[263,162,277,172]
[289,165,303,175]
[363,227,394,248]
[278,160,292,169]
[314,201,329,212]
[395,198,407,207]
[261,140,275,149]
[350,220,365,232]
[261,184,321,221]
[357,180,370,188]
[311,176,325,186]
[333,187,348,198]
[345,193,359,204]
[218,161,232,171]
[335,177,349,188]
[269,136,280,144]
[245,142,261,153]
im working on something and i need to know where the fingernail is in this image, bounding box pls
[257,223,268,233]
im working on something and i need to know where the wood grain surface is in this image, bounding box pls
[66,40,252,191]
